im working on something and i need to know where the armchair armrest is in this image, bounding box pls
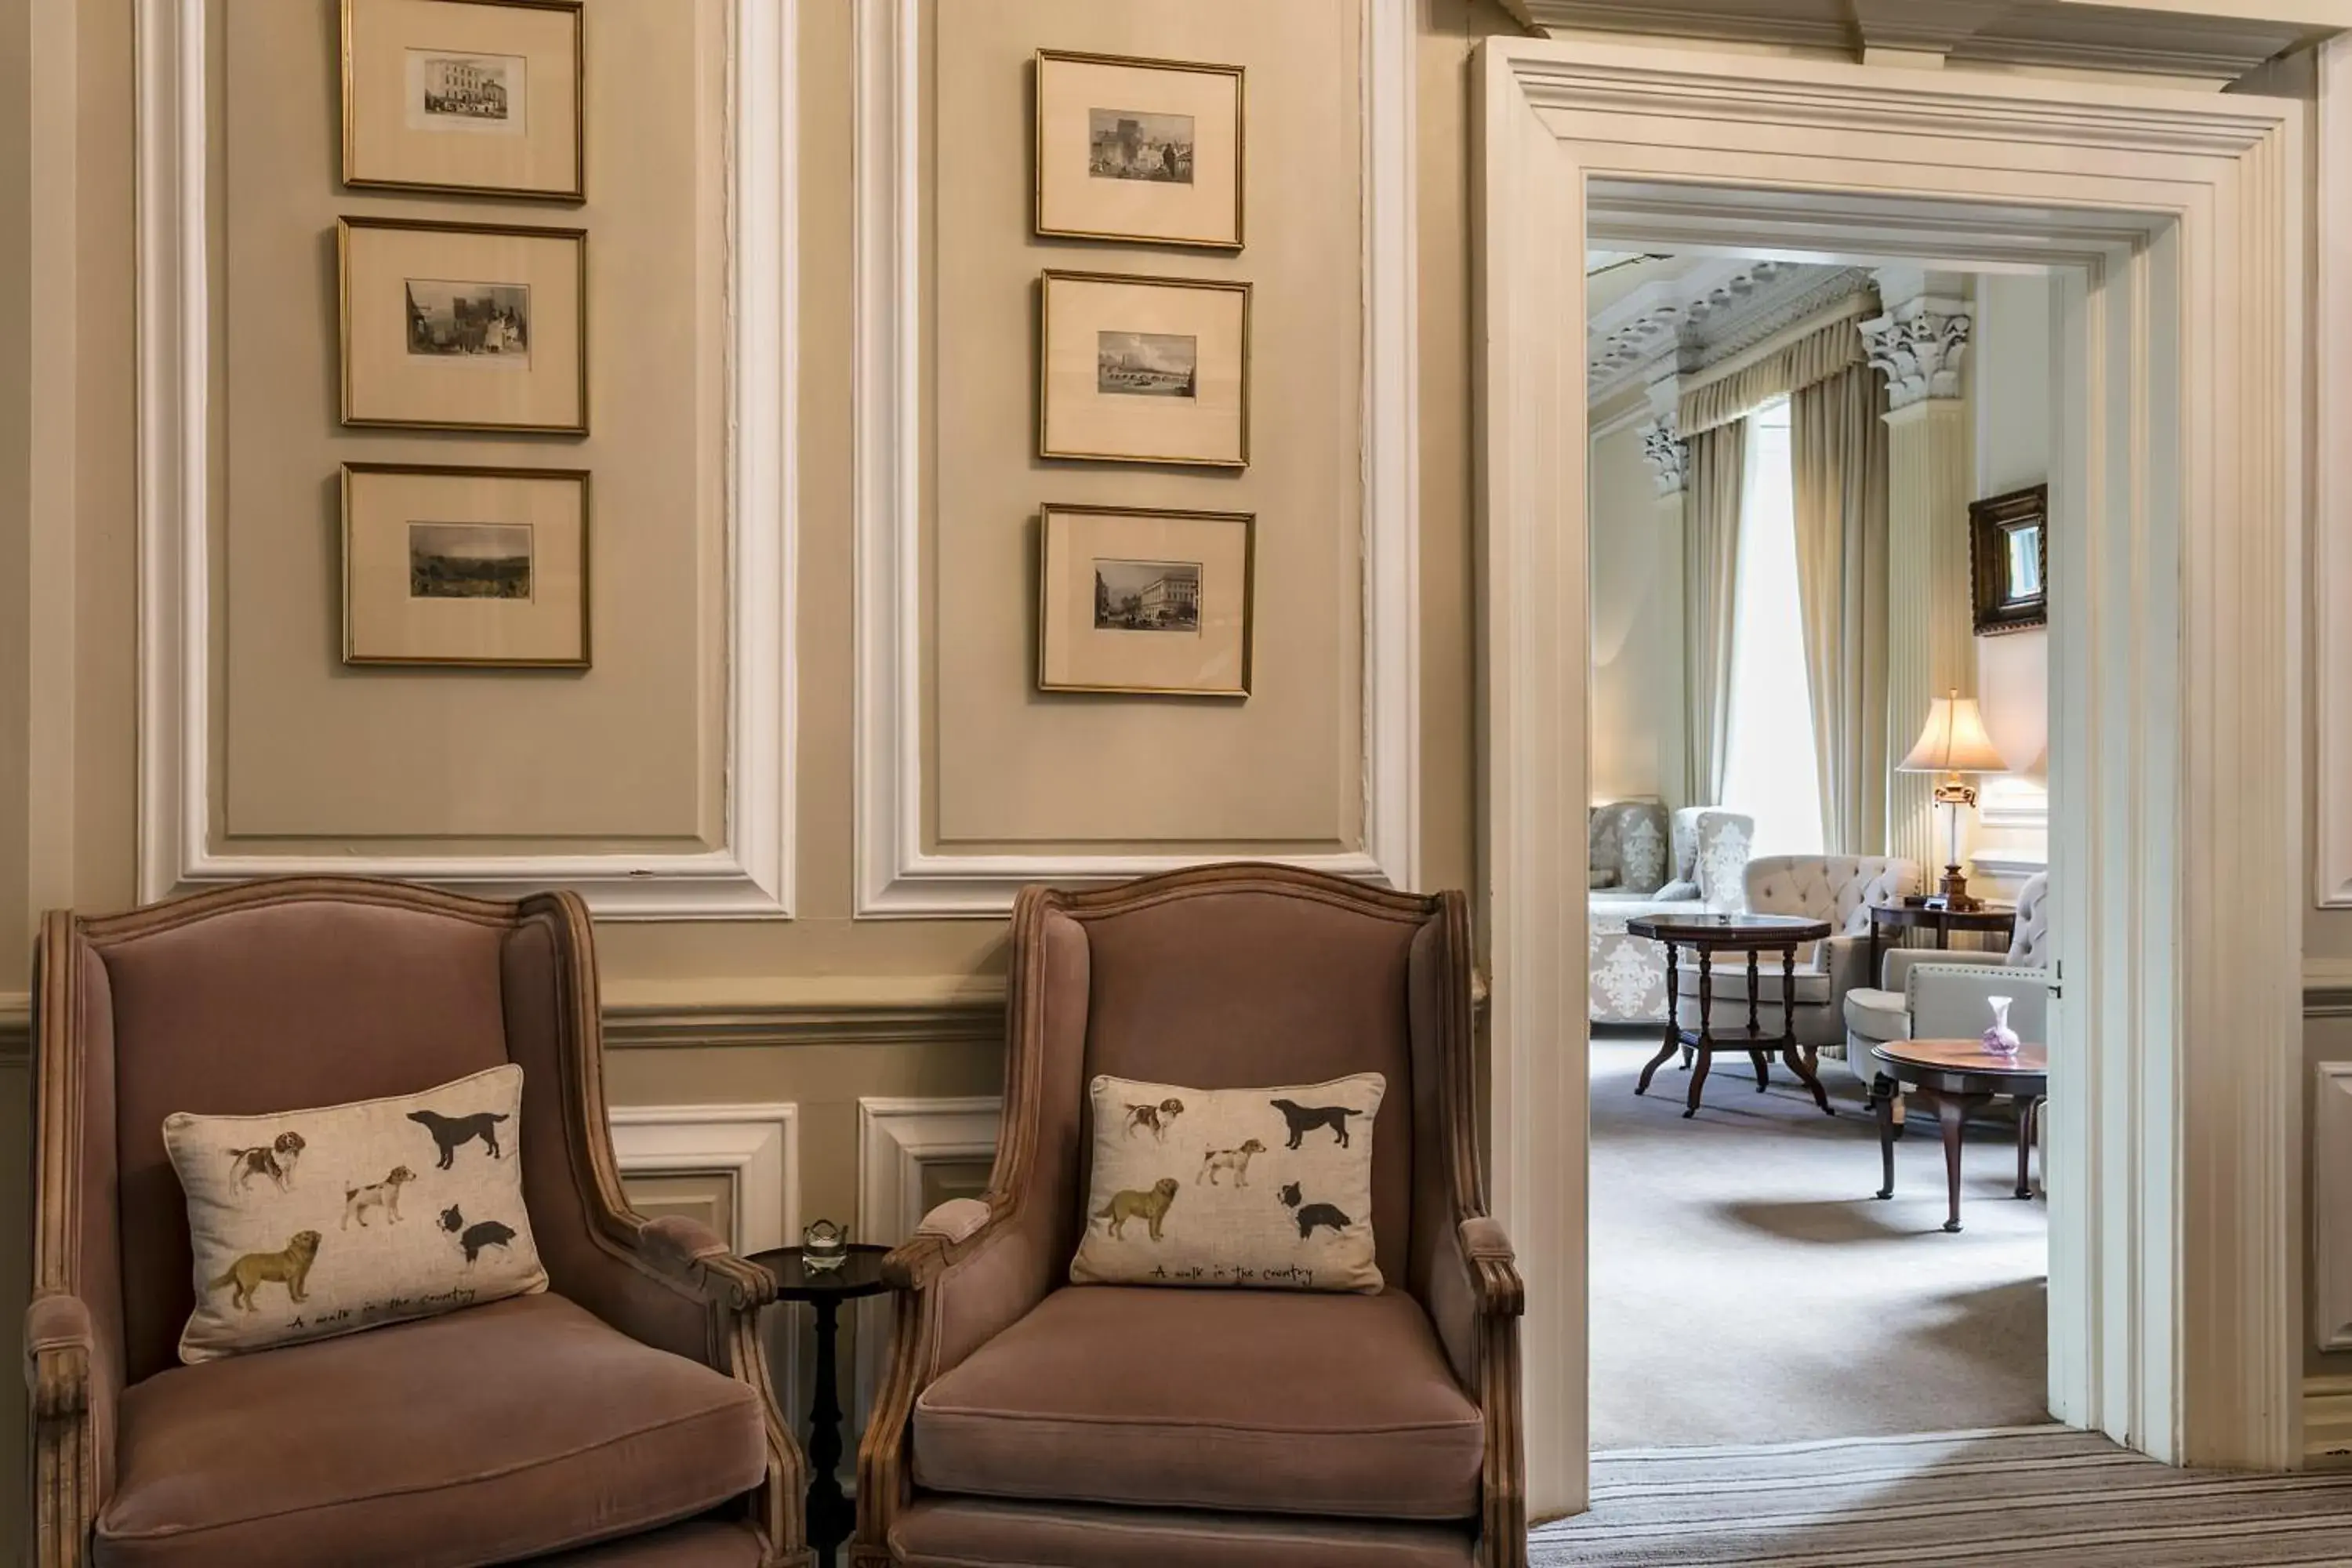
[636,1214,778,1313]
[27,1288,114,1566]
[25,1290,96,1417]
[1458,1216,1526,1318]
[880,1197,994,1291]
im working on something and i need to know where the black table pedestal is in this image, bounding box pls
[806,1297,851,1566]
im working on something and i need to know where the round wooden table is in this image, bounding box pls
[1866,1039,2048,1233]
[1626,911,1836,1119]
[748,1243,893,1566]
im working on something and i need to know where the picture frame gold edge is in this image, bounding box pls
[336,214,591,437]
[1035,502,1254,699]
[1968,481,2050,638]
[1031,48,1247,252]
[1035,270,1254,470]
[339,0,588,205]
[339,459,593,670]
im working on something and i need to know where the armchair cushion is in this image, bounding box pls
[891,1497,1479,1568]
[163,1064,547,1362]
[910,1285,1483,1521]
[1071,1073,1386,1294]
[1842,986,1909,1044]
[95,1293,765,1568]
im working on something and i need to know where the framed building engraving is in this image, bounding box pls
[343,0,586,201]
[1034,49,1244,250]
[1038,503,1252,697]
[339,216,588,434]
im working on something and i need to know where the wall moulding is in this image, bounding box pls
[135,0,797,919]
[2317,38,2352,910]
[851,0,1420,918]
[600,977,1007,1051]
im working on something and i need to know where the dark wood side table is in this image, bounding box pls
[1866,902,2016,988]
[748,1243,893,1568]
[1866,1039,2047,1233]
[1627,912,1836,1119]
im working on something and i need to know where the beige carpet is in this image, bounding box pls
[1535,1426,2352,1565]
[1589,1029,2048,1451]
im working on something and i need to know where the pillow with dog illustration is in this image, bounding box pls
[162,1063,547,1363]
[1070,1072,1385,1294]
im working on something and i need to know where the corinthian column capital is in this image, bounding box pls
[1860,295,1973,410]
[1638,412,1689,498]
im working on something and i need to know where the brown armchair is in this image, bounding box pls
[25,877,811,1568]
[855,865,1526,1568]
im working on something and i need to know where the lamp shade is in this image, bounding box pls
[1896,693,2008,774]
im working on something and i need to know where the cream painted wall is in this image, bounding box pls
[1587,410,1678,804]
[1967,270,2052,889]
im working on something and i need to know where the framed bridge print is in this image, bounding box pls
[342,462,590,668]
[342,0,586,201]
[1035,49,1244,250]
[1038,270,1250,468]
[339,216,588,434]
[1037,503,1253,698]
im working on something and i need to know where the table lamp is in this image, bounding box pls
[1896,688,2008,910]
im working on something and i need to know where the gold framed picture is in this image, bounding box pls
[1034,49,1244,250]
[339,216,587,434]
[342,0,585,202]
[1037,503,1253,698]
[1038,270,1250,468]
[342,462,590,668]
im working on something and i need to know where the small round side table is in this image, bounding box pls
[747,1242,892,1568]
[1867,1040,2048,1233]
[1625,911,1836,1118]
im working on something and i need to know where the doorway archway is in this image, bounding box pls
[1472,39,2305,1518]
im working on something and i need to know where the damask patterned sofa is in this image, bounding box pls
[1588,808,1755,1025]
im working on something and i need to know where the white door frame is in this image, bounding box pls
[1474,39,2305,1519]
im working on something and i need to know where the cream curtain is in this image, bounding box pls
[1789,362,1892,855]
[1682,420,1746,808]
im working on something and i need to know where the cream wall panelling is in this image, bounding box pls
[609,1102,803,1421]
[850,1095,1002,1446]
[134,0,797,917]
[1480,38,2304,1512]
[2317,38,2352,909]
[851,0,1419,917]
[2314,1062,2352,1353]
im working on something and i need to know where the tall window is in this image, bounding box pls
[1719,398,1825,856]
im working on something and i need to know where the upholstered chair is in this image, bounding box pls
[27,878,811,1568]
[855,864,1526,1568]
[1842,873,2052,1074]
[1588,811,1755,1025]
[1671,854,1921,1052]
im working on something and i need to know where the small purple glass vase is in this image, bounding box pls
[1980,996,2020,1058]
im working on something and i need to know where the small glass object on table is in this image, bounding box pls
[801,1217,848,1272]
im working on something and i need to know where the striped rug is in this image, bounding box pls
[1533,1426,2352,1566]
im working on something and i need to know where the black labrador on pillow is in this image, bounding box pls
[407,1107,509,1170]
[1269,1098,1363,1150]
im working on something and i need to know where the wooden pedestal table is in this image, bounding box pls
[1865,1039,2049,1233]
[749,1242,893,1567]
[1626,911,1837,1119]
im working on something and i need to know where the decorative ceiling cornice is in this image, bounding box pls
[1501,1,2336,87]
[1588,260,1873,401]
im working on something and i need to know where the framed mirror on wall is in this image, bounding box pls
[1970,483,2049,635]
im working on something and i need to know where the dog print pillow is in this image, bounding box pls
[163,1064,547,1363]
[1070,1072,1386,1294]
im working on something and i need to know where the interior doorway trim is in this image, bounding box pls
[1474,40,2303,1518]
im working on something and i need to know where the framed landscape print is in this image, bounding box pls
[1039,270,1250,467]
[1035,49,1244,249]
[343,0,585,201]
[1037,503,1252,698]
[339,216,587,434]
[343,463,590,668]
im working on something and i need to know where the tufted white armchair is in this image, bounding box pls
[1671,854,1920,1049]
[1842,873,2051,1079]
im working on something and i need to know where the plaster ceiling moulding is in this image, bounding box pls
[1587,260,1872,400]
[1501,0,2332,85]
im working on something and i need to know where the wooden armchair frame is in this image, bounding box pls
[851,864,1527,1567]
[24,877,814,1568]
